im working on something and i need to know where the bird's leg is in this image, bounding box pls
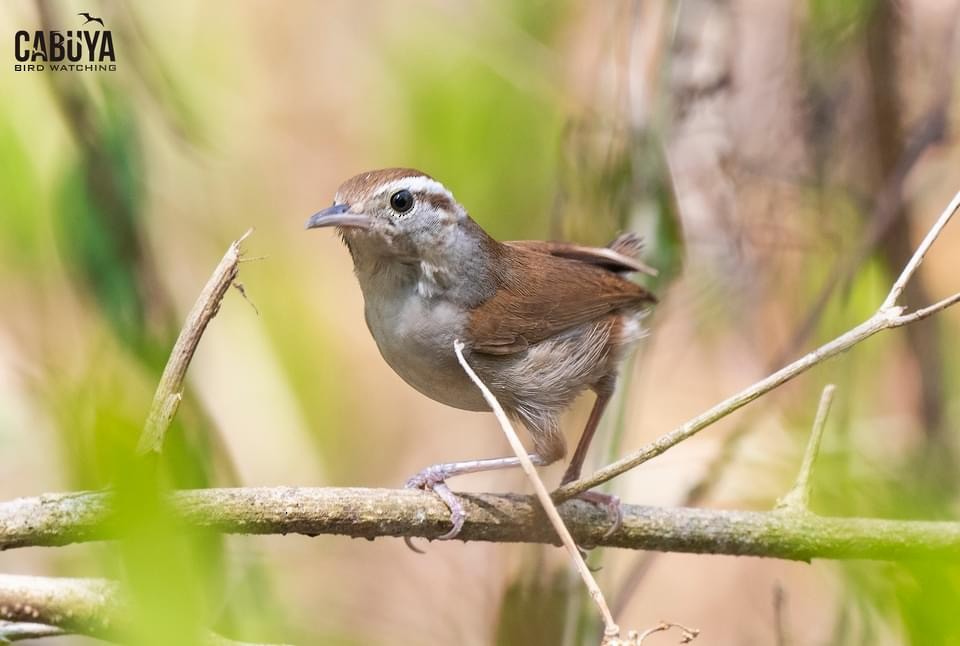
[560,387,623,539]
[561,388,613,485]
[405,454,548,542]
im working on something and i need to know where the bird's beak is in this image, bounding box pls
[305,204,371,230]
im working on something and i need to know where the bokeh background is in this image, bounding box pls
[2,1,960,644]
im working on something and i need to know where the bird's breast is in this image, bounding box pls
[361,284,489,412]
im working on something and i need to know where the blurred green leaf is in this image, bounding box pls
[496,566,592,646]
[53,93,157,358]
[382,3,567,240]
[0,116,46,267]
[807,0,878,55]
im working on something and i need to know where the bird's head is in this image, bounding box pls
[306,168,472,262]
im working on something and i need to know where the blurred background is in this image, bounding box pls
[1,0,959,644]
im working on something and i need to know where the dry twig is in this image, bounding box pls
[634,621,700,645]
[136,229,254,455]
[453,341,620,641]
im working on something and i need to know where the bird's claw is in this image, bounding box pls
[404,462,454,489]
[430,481,466,539]
[575,490,623,543]
[404,466,466,552]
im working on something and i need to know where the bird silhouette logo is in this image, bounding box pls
[77,12,105,27]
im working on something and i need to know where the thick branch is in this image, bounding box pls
[0,575,276,645]
[0,575,121,639]
[1,488,959,561]
[136,229,253,455]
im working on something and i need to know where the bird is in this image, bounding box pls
[77,12,105,27]
[306,168,656,540]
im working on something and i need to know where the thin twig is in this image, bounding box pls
[635,621,700,644]
[557,189,960,501]
[136,229,253,455]
[0,620,65,642]
[772,101,949,368]
[882,189,960,309]
[3,487,960,560]
[891,292,960,325]
[452,341,620,641]
[776,384,836,513]
[232,281,259,316]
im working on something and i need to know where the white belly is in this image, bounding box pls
[363,290,489,411]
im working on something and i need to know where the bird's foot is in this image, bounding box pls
[404,464,467,551]
[574,490,622,542]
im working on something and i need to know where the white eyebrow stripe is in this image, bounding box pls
[379,176,454,200]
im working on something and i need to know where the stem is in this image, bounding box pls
[776,384,836,513]
[453,341,619,639]
[136,229,253,455]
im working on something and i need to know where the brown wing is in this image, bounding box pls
[468,244,656,356]
[506,236,658,276]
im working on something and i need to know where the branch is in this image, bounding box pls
[0,620,65,642]
[136,229,254,455]
[881,189,960,309]
[0,575,121,640]
[2,487,960,561]
[776,384,836,513]
[556,189,960,501]
[0,575,279,645]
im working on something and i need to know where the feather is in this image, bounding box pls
[505,235,658,276]
[467,242,656,356]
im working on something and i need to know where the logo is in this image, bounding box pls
[13,12,116,72]
[77,12,105,27]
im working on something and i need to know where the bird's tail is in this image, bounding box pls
[607,232,644,259]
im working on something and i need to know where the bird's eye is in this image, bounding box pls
[389,190,415,215]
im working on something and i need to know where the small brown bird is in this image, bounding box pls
[307,168,656,539]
